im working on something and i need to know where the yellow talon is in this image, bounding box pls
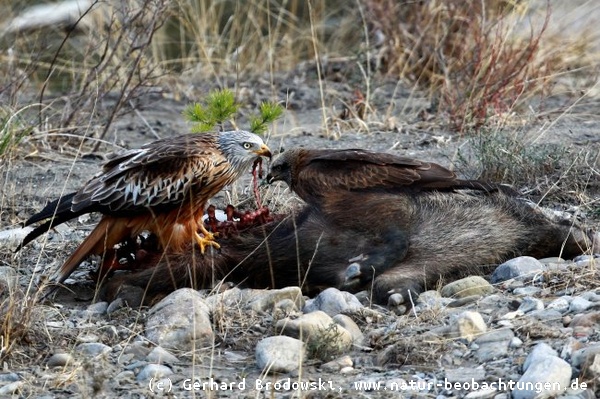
[195,225,220,253]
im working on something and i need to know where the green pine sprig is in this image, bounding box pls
[249,101,284,134]
[183,88,238,132]
[183,89,283,135]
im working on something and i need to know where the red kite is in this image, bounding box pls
[18,130,271,285]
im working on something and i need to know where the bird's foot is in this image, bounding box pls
[194,231,221,254]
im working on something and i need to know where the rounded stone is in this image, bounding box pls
[303,288,363,316]
[441,276,495,299]
[47,353,75,368]
[136,364,173,381]
[490,257,545,283]
[255,336,305,373]
[145,288,214,351]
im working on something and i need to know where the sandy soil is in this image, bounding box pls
[1,67,599,397]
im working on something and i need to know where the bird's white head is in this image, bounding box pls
[217,130,272,172]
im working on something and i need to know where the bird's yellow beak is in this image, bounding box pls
[254,144,272,160]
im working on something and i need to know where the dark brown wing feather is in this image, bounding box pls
[71,133,225,214]
[296,149,459,195]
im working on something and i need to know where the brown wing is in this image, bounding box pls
[295,149,458,195]
[71,133,232,214]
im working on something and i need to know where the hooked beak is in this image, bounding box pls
[254,144,272,160]
[265,169,283,184]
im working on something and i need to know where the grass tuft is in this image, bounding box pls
[456,129,600,212]
[0,106,32,156]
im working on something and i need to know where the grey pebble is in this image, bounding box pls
[510,337,523,348]
[321,355,353,372]
[47,353,74,367]
[512,286,541,296]
[518,297,544,314]
[0,381,23,395]
[276,310,353,352]
[136,364,173,381]
[571,343,600,368]
[145,288,214,351]
[513,349,570,399]
[115,370,135,383]
[255,336,305,373]
[75,342,112,357]
[527,309,563,321]
[0,373,19,383]
[303,287,363,316]
[248,286,305,313]
[445,367,485,383]
[107,298,127,314]
[124,360,148,371]
[416,290,443,307]
[77,334,100,343]
[441,276,495,299]
[574,254,600,268]
[581,291,600,302]
[123,341,152,360]
[447,295,480,308]
[146,346,179,364]
[569,297,593,313]
[473,329,514,362]
[490,257,545,284]
[547,297,570,313]
[85,301,108,315]
[332,314,364,345]
[522,342,556,371]
[464,389,498,398]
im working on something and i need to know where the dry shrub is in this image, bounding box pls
[365,0,550,132]
[0,282,42,363]
[0,0,172,150]
[0,0,361,150]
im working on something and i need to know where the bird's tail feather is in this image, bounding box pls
[55,216,130,285]
[17,192,82,252]
[16,213,77,252]
[25,192,78,226]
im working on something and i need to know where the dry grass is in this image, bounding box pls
[0,105,33,156]
[0,1,599,390]
[1,0,599,142]
[170,0,354,76]
[455,129,600,214]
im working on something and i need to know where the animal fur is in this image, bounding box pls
[100,189,597,306]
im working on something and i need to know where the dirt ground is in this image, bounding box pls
[1,64,600,398]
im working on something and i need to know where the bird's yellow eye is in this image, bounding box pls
[243,142,252,149]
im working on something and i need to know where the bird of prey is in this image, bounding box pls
[18,130,272,286]
[266,148,500,206]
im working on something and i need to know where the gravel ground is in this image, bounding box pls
[1,68,599,398]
